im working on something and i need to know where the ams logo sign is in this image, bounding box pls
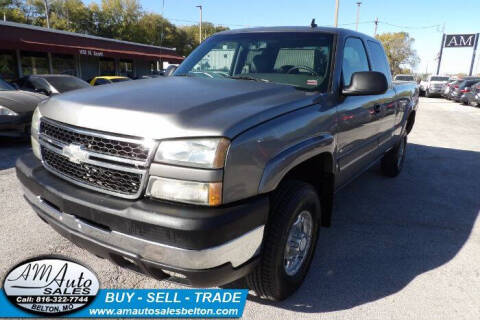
[444,34,477,48]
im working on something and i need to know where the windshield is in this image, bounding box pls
[43,76,90,92]
[175,32,333,91]
[395,75,414,81]
[111,78,131,83]
[0,78,14,91]
[430,76,449,81]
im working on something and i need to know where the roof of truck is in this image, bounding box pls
[216,26,378,41]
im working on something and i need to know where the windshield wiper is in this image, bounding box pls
[226,75,271,83]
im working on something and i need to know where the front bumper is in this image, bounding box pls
[16,153,268,287]
[427,87,443,95]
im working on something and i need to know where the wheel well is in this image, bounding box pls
[406,111,416,134]
[280,152,335,227]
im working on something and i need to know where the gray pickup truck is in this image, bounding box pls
[16,26,418,301]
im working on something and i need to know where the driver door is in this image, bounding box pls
[336,37,384,188]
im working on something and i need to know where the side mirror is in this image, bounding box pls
[342,71,388,96]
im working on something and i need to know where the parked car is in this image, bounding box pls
[0,77,46,138]
[419,75,450,97]
[17,26,418,301]
[89,76,131,86]
[393,74,416,82]
[475,90,480,106]
[460,81,480,106]
[12,74,91,96]
[450,78,480,102]
[164,64,178,76]
[442,80,459,99]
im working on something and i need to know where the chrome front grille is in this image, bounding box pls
[38,118,156,199]
[40,120,150,161]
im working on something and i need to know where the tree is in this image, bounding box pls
[376,32,420,75]
[1,0,229,56]
[178,22,228,56]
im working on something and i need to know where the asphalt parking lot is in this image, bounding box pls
[1,97,479,319]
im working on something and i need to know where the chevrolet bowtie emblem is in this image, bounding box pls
[62,144,88,164]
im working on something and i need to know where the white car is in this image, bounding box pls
[419,75,450,97]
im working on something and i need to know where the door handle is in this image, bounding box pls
[373,104,381,113]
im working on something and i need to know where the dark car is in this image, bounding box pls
[0,77,46,138]
[450,78,480,102]
[460,81,480,106]
[12,74,91,96]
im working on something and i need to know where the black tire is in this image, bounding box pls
[246,180,321,301]
[381,135,407,177]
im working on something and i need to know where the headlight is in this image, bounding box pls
[31,107,42,160]
[0,105,18,116]
[155,138,230,169]
[147,177,222,206]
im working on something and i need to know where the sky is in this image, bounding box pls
[97,0,480,75]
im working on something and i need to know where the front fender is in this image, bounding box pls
[222,104,336,204]
[258,134,334,194]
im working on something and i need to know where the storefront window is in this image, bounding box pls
[119,60,133,76]
[99,58,115,75]
[52,54,75,75]
[0,50,18,81]
[21,51,49,75]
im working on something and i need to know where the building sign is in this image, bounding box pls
[444,34,477,48]
[79,49,104,57]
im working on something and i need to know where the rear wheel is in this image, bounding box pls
[246,180,320,301]
[381,135,407,177]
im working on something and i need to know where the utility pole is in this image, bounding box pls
[469,33,479,76]
[436,23,446,75]
[43,0,50,28]
[196,5,203,43]
[355,2,361,31]
[160,0,165,45]
[374,17,378,36]
[334,0,339,27]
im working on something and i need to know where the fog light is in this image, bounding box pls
[147,177,222,206]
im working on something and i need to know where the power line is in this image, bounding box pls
[378,21,441,30]
[167,17,443,33]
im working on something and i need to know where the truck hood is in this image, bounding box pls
[0,90,46,113]
[39,77,317,140]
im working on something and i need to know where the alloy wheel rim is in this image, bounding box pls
[284,210,313,276]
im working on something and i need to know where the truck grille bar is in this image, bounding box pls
[38,118,156,199]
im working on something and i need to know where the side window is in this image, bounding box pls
[21,79,35,90]
[342,38,370,87]
[30,77,49,90]
[367,40,392,82]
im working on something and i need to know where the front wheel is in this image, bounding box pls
[381,135,407,177]
[246,180,321,301]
